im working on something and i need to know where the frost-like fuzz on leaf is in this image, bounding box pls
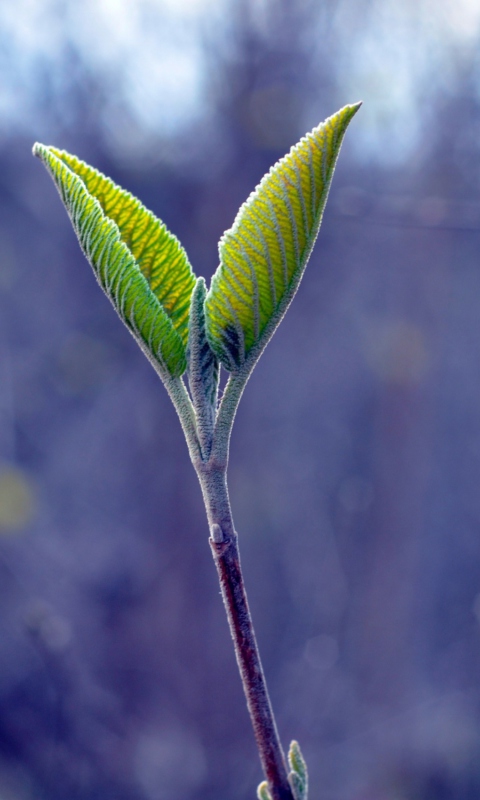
[32,143,196,378]
[288,740,308,800]
[205,102,361,374]
[187,277,219,457]
[257,781,272,800]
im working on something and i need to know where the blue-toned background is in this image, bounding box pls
[1,1,480,797]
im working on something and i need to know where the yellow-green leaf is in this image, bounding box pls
[288,741,308,800]
[205,102,361,372]
[33,144,196,378]
[257,781,272,800]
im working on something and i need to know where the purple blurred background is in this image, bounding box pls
[1,0,480,797]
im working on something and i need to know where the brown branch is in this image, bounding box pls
[210,533,294,800]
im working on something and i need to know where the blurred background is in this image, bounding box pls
[1,0,480,797]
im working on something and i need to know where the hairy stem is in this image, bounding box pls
[196,464,294,800]
[211,371,249,467]
[163,375,201,462]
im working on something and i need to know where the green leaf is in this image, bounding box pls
[257,781,272,800]
[32,144,196,378]
[289,772,305,800]
[205,102,361,372]
[187,277,219,458]
[288,740,308,800]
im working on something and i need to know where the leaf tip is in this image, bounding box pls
[32,142,45,159]
[190,276,208,314]
[32,143,56,166]
[338,100,362,125]
[257,781,272,800]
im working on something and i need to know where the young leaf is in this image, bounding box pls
[187,277,219,458]
[32,144,196,378]
[205,102,361,372]
[257,781,272,800]
[287,740,308,800]
[289,772,305,800]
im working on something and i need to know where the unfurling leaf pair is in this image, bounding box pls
[257,741,308,800]
[33,101,360,403]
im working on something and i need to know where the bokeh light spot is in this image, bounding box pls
[0,466,35,533]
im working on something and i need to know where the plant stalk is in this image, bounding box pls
[197,463,294,800]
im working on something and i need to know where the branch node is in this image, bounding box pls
[210,523,224,543]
